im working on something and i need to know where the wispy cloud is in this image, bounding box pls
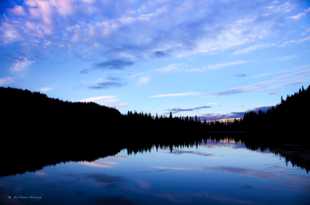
[10,5,25,16]
[199,112,245,122]
[80,95,127,109]
[10,57,33,73]
[150,91,201,98]
[199,106,271,121]
[95,59,134,70]
[137,76,150,86]
[153,50,169,58]
[153,166,196,172]
[0,77,14,86]
[156,60,247,74]
[290,7,310,21]
[0,0,301,62]
[273,55,297,62]
[233,44,273,55]
[207,60,248,70]
[208,166,274,179]
[167,105,212,114]
[80,161,116,169]
[152,66,310,99]
[0,22,21,44]
[88,77,125,89]
[278,35,310,47]
[214,66,310,96]
[170,150,213,157]
[233,35,310,55]
[235,73,247,78]
[39,86,53,93]
[156,64,181,73]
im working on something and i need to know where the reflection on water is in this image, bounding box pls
[0,140,309,205]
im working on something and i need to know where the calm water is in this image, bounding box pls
[0,140,309,205]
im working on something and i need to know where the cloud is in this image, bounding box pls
[151,65,310,102]
[10,58,33,73]
[0,0,301,63]
[80,95,127,109]
[200,106,271,121]
[156,60,247,74]
[150,91,201,98]
[272,55,297,62]
[154,166,196,172]
[81,0,96,4]
[86,173,124,185]
[168,105,212,114]
[214,66,310,96]
[264,1,294,15]
[208,166,274,179]
[156,64,182,73]
[233,43,273,55]
[235,73,247,78]
[153,50,169,58]
[39,86,53,93]
[10,5,25,16]
[26,0,53,34]
[183,16,272,56]
[95,59,134,70]
[290,8,310,21]
[0,0,75,43]
[215,88,249,96]
[0,22,21,43]
[206,60,248,70]
[278,35,310,47]
[80,161,116,169]
[137,76,150,86]
[170,150,213,157]
[136,180,152,190]
[88,77,125,89]
[52,0,73,16]
[35,171,47,176]
[0,77,14,86]
[199,112,245,122]
[233,36,310,55]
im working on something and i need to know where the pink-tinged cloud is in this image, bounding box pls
[10,5,25,16]
[80,161,116,168]
[25,0,73,36]
[1,22,20,43]
[0,77,14,86]
[10,58,33,73]
[27,0,53,34]
[53,0,74,16]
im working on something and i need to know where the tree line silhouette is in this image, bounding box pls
[0,85,309,176]
[241,86,310,142]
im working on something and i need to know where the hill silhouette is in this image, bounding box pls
[0,87,207,142]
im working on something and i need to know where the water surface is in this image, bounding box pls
[0,140,309,205]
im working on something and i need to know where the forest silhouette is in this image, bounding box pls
[0,85,309,176]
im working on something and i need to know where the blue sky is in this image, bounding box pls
[0,0,310,116]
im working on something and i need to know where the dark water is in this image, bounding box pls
[0,140,309,205]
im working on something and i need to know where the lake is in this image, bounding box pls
[0,139,309,205]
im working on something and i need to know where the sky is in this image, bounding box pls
[0,0,310,117]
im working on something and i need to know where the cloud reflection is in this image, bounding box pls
[80,161,116,169]
[153,166,196,172]
[34,170,47,177]
[87,173,124,186]
[208,166,274,179]
[169,150,213,157]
